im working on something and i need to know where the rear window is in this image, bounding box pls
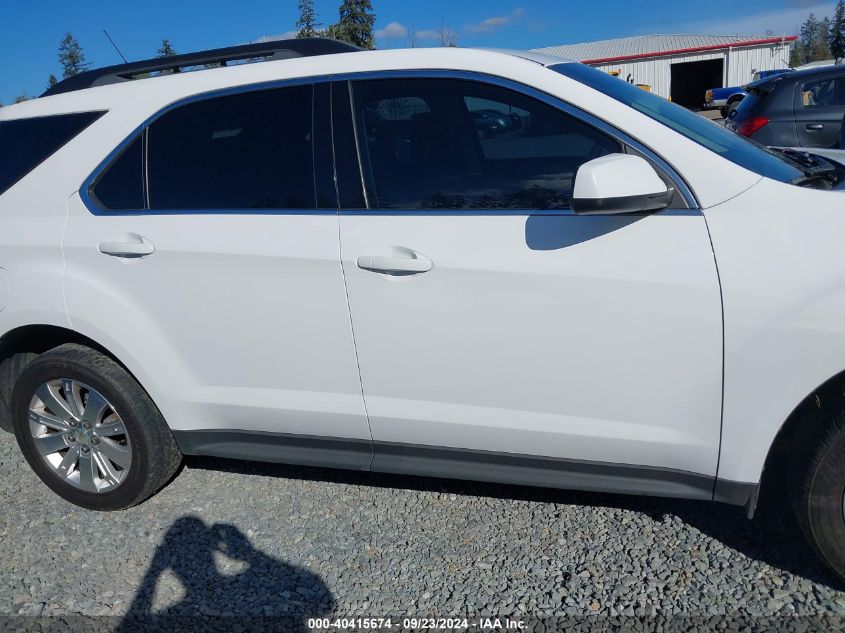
[552,63,803,184]
[733,88,769,118]
[0,111,104,196]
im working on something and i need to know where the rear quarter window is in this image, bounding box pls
[0,111,104,196]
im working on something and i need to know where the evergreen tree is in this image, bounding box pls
[790,40,806,67]
[157,39,177,56]
[296,0,321,38]
[831,0,845,62]
[815,16,833,60]
[800,13,819,63]
[58,33,91,78]
[156,39,177,75]
[46,74,58,90]
[333,0,376,49]
[14,95,30,103]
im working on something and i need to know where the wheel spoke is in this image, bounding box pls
[57,446,79,478]
[28,410,70,433]
[94,418,127,438]
[92,448,121,487]
[81,389,109,426]
[96,437,131,469]
[35,383,75,421]
[33,432,68,457]
[77,451,98,492]
[62,380,84,420]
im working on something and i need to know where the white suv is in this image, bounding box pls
[3,39,845,577]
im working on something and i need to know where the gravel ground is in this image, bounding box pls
[2,429,845,630]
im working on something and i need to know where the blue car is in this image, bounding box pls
[704,68,793,116]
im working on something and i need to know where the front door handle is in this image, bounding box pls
[98,235,155,258]
[806,123,824,130]
[357,250,432,274]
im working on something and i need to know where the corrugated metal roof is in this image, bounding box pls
[532,34,794,63]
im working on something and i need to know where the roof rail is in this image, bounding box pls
[42,38,362,97]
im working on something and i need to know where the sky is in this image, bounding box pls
[0,0,838,105]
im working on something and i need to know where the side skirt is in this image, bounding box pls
[172,429,757,505]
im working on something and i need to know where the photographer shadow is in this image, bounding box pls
[116,516,334,632]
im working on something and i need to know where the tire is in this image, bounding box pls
[725,101,740,119]
[791,398,845,579]
[0,352,37,433]
[10,343,181,510]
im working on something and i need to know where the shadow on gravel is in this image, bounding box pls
[185,455,845,591]
[115,515,334,632]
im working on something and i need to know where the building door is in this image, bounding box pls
[671,59,724,109]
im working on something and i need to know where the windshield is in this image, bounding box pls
[551,62,804,184]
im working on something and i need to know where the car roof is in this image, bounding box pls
[748,62,845,89]
[0,45,575,122]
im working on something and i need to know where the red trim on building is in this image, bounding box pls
[581,36,797,65]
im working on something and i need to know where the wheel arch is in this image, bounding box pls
[0,324,150,432]
[752,366,845,516]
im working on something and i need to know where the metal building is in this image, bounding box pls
[532,34,796,108]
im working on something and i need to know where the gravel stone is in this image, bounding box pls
[1,430,845,628]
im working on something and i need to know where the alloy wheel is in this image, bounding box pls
[28,379,132,493]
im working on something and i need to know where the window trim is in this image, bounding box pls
[80,76,332,216]
[335,69,698,215]
[80,69,698,217]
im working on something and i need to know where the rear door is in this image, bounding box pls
[62,81,373,467]
[795,73,845,148]
[335,74,724,496]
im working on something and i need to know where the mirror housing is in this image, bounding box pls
[571,153,674,215]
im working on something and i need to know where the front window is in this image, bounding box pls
[552,63,804,184]
[351,77,621,210]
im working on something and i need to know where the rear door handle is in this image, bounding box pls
[806,123,824,130]
[98,236,155,258]
[357,251,432,274]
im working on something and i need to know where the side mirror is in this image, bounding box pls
[571,153,674,215]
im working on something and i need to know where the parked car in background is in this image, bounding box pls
[727,64,845,148]
[3,42,845,582]
[704,68,793,117]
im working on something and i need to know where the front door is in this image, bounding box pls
[337,75,723,493]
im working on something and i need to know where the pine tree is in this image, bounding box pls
[155,39,178,76]
[790,40,806,67]
[815,17,833,60]
[157,39,177,57]
[46,74,58,90]
[296,0,321,38]
[58,33,91,78]
[800,14,819,62]
[831,0,845,62]
[333,0,376,49]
